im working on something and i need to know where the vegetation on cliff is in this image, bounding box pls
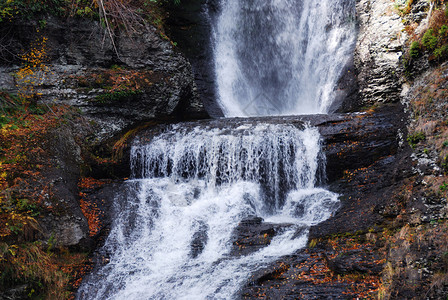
[380,0,448,298]
[0,0,177,32]
[0,0,181,298]
[404,0,448,69]
[0,92,87,298]
[403,0,448,189]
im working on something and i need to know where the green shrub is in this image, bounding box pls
[442,155,448,173]
[439,25,448,37]
[434,44,448,59]
[410,41,421,57]
[422,29,438,50]
[407,131,426,148]
[0,0,67,22]
[0,2,13,22]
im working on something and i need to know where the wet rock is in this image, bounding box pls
[318,105,404,182]
[230,216,294,257]
[240,248,380,299]
[163,0,223,118]
[327,249,384,275]
[190,222,208,258]
[333,60,359,112]
[136,105,405,186]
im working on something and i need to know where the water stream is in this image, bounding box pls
[213,0,356,116]
[77,0,356,298]
[77,124,339,299]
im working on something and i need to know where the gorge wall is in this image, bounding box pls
[1,0,448,298]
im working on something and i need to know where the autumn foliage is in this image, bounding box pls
[0,91,90,298]
[78,177,107,237]
[15,36,50,101]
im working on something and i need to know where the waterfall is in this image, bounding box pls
[77,124,339,299]
[213,0,356,116]
[77,0,357,298]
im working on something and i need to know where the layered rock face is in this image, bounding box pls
[0,17,207,142]
[163,0,223,117]
[354,0,407,105]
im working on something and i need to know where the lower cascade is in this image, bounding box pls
[77,123,340,299]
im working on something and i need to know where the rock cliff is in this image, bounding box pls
[0,17,208,142]
[355,0,407,105]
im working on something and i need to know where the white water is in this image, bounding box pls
[77,124,339,299]
[77,0,358,298]
[213,0,356,116]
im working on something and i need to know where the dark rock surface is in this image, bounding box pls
[332,59,359,113]
[164,0,223,118]
[327,249,384,275]
[190,222,209,258]
[230,216,295,257]
[0,16,208,142]
[241,246,382,299]
[38,126,90,248]
[237,103,411,298]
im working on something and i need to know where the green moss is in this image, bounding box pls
[0,0,67,22]
[0,91,44,128]
[439,25,448,37]
[92,89,142,104]
[308,239,318,248]
[442,155,448,173]
[418,25,448,60]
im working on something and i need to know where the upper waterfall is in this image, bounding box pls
[213,0,356,117]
